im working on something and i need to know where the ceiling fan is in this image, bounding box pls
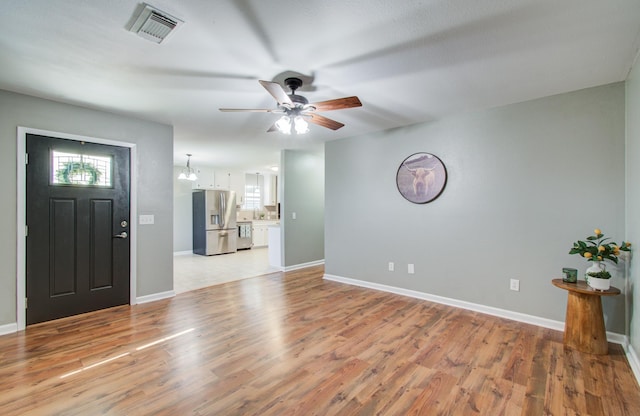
[219,77,362,134]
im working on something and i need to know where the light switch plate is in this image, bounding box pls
[139,214,155,225]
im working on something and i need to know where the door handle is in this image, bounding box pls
[220,192,226,228]
[113,232,128,239]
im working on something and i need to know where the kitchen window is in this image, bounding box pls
[243,173,262,210]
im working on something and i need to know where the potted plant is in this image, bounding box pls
[568,228,631,289]
[586,270,612,291]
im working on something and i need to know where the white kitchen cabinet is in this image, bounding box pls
[213,170,231,190]
[252,220,278,247]
[252,223,268,247]
[191,166,215,190]
[230,172,245,206]
[213,170,246,205]
[263,173,278,206]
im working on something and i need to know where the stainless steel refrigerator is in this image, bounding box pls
[192,190,237,255]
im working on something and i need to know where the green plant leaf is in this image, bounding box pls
[587,270,611,279]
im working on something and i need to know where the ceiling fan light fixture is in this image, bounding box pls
[294,116,309,134]
[275,116,292,134]
[219,78,361,134]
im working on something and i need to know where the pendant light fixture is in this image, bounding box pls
[178,153,197,181]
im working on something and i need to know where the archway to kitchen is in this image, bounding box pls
[172,168,281,293]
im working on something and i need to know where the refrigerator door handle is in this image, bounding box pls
[220,192,226,228]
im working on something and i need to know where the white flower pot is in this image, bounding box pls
[588,276,611,291]
[585,261,605,285]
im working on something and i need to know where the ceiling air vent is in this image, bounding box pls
[129,3,183,44]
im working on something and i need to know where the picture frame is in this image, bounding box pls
[396,152,447,204]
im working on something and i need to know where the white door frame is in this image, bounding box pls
[16,127,138,330]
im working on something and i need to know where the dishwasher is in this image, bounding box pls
[237,221,253,250]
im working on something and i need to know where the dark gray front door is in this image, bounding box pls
[26,134,131,325]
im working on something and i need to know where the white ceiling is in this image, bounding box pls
[1,0,639,173]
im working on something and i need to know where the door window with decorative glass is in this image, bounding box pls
[51,151,112,187]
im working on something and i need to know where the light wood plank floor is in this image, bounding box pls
[1,266,639,415]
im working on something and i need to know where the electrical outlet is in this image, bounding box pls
[510,279,520,291]
[408,264,415,274]
[388,262,394,272]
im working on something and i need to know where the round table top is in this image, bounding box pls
[551,279,620,296]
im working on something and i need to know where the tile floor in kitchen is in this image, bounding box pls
[173,247,281,294]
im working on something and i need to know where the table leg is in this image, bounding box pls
[563,291,608,354]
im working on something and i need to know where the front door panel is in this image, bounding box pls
[26,134,131,325]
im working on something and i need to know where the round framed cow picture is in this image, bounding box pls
[396,152,447,204]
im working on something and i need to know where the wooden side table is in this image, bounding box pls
[551,279,620,355]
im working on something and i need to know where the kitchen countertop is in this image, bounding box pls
[236,218,279,223]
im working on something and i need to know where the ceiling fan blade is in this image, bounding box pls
[266,123,278,133]
[219,108,272,112]
[310,96,362,112]
[308,114,345,130]
[259,80,293,105]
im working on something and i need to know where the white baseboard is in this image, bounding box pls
[136,290,175,304]
[284,259,325,272]
[606,332,628,347]
[324,273,566,332]
[173,250,192,256]
[0,322,18,336]
[628,344,640,383]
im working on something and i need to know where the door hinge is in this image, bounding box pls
[25,298,27,309]
[25,153,28,165]
[25,225,28,237]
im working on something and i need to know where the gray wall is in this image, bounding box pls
[0,89,174,326]
[626,61,640,354]
[173,166,193,252]
[281,149,325,267]
[325,83,627,333]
